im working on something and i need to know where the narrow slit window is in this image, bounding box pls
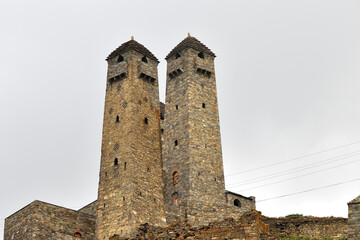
[142,56,148,63]
[173,171,178,185]
[161,129,164,134]
[116,115,120,123]
[144,117,148,124]
[173,192,179,206]
[176,105,178,110]
[124,162,127,170]
[114,158,118,166]
[174,140,178,146]
[202,103,206,108]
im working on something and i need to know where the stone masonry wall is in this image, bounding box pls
[263,215,347,239]
[163,39,228,226]
[348,195,360,240]
[109,210,279,240]
[96,44,166,239]
[78,200,97,216]
[4,200,95,240]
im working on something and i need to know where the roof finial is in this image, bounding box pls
[131,36,134,40]
[188,32,191,37]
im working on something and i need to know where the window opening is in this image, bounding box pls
[116,115,120,123]
[175,53,181,59]
[161,129,164,134]
[173,171,179,185]
[234,199,241,207]
[124,162,127,170]
[176,105,178,110]
[74,232,82,238]
[147,167,150,172]
[123,196,125,201]
[198,52,204,59]
[173,192,179,206]
[160,112,164,120]
[114,158,118,166]
[142,56,148,63]
[117,55,124,63]
[202,103,206,108]
[174,140,178,146]
[144,117,148,124]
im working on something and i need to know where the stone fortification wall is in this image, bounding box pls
[4,200,95,240]
[348,195,360,239]
[263,215,347,240]
[109,210,278,240]
[78,200,97,216]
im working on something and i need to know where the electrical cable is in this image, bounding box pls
[257,177,360,202]
[231,157,360,191]
[226,139,360,177]
[227,151,360,187]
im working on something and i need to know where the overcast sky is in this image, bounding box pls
[1,0,360,238]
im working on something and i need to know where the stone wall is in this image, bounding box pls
[348,195,360,240]
[263,215,347,239]
[4,200,95,240]
[109,210,279,240]
[78,200,97,216]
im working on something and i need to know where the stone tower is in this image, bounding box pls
[95,38,166,239]
[162,35,226,225]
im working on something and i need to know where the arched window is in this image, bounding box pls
[234,199,241,207]
[142,56,148,63]
[74,232,82,238]
[198,52,204,59]
[173,192,179,206]
[173,171,178,186]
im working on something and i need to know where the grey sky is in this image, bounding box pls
[1,0,360,238]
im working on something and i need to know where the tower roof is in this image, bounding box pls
[166,35,216,60]
[106,38,159,62]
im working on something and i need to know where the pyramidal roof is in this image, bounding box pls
[349,195,360,204]
[107,38,159,62]
[166,35,216,60]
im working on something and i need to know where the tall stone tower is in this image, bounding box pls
[96,38,166,239]
[162,35,226,225]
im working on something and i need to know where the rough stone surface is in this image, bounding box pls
[348,195,360,239]
[162,36,254,227]
[96,40,167,239]
[4,200,95,240]
[109,210,278,240]
[79,200,97,216]
[263,215,347,240]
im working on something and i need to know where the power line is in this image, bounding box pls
[226,139,360,177]
[227,151,360,187]
[232,158,360,191]
[257,177,360,202]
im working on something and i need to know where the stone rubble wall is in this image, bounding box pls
[4,200,95,240]
[109,210,279,240]
[348,199,360,240]
[263,215,347,240]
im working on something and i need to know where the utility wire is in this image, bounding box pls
[227,151,360,187]
[226,139,360,177]
[257,177,360,202]
[232,157,360,191]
